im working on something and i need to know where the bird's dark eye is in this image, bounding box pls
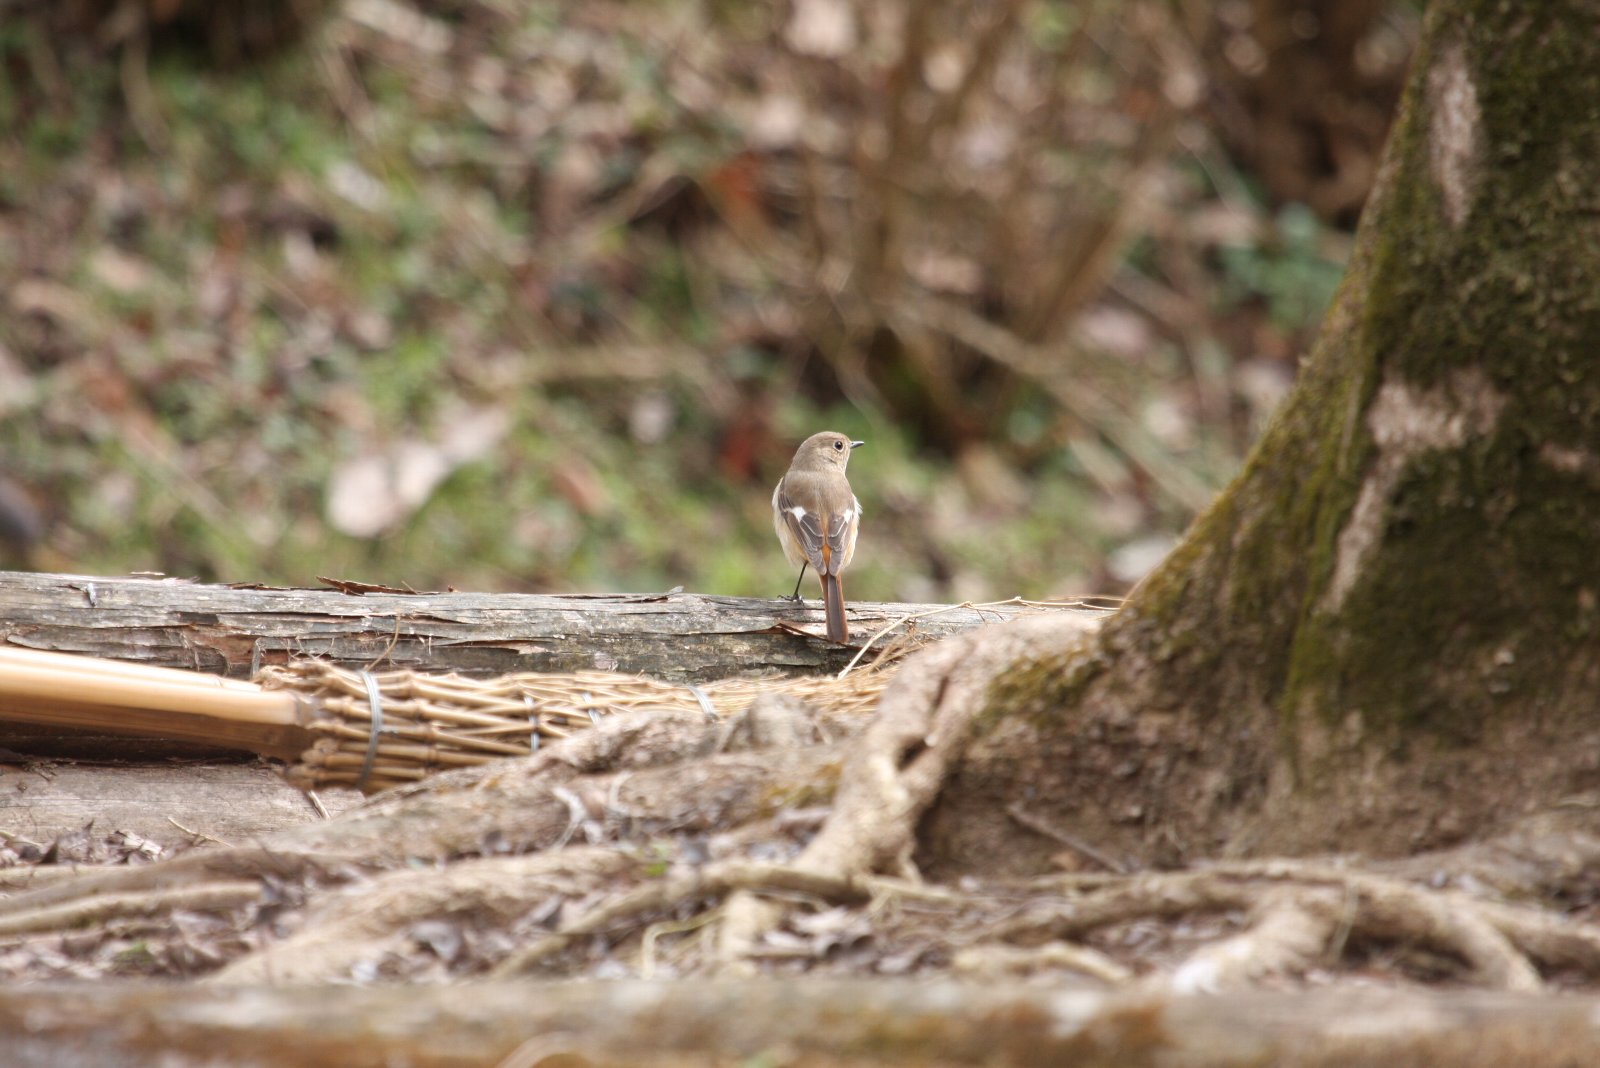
[833,440,844,450]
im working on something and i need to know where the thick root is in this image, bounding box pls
[797,614,1100,880]
[210,847,636,984]
[715,615,1099,969]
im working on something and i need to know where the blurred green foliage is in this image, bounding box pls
[1217,203,1347,333]
[0,1,1378,602]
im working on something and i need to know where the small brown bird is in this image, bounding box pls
[772,431,863,643]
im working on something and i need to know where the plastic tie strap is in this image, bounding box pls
[686,683,718,721]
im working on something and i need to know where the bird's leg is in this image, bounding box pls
[786,563,808,603]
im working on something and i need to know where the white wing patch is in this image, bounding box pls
[789,506,809,521]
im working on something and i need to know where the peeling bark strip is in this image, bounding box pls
[1427,38,1480,228]
[1324,368,1505,612]
[0,570,1069,682]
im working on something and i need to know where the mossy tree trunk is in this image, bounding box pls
[926,0,1600,875]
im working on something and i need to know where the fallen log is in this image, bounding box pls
[2,979,1597,1067]
[0,571,1108,783]
[0,570,1091,681]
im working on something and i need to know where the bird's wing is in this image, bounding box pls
[780,476,860,575]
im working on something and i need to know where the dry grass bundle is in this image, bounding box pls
[259,659,892,792]
[0,646,895,793]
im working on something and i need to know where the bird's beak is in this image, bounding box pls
[850,440,865,449]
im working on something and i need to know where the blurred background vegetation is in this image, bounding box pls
[0,0,1416,601]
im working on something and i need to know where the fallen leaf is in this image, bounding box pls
[326,440,449,538]
[326,406,511,538]
[785,0,855,57]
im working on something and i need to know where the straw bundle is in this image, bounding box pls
[258,659,891,791]
[0,647,892,793]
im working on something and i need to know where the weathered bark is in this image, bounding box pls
[0,570,1049,682]
[932,0,1600,875]
[5,980,1600,1067]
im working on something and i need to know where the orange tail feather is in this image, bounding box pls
[822,572,848,644]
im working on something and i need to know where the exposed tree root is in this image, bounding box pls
[1375,816,1600,901]
[988,854,1598,992]
[460,842,1594,992]
[491,861,966,979]
[795,615,1097,880]
[714,614,1100,967]
[0,845,343,917]
[492,861,875,978]
[1158,887,1340,993]
[0,880,260,939]
[210,846,639,984]
[950,941,1133,984]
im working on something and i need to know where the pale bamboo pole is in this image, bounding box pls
[0,646,264,691]
[0,648,310,758]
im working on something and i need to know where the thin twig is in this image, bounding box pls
[120,26,169,151]
[167,817,231,847]
[838,602,979,678]
[0,881,260,938]
[1006,803,1129,874]
[639,908,720,979]
[838,597,1113,679]
[306,791,331,820]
